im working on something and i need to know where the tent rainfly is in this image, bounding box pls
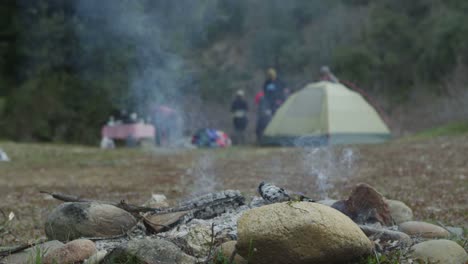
[262,81,391,146]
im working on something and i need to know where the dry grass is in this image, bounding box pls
[0,136,467,246]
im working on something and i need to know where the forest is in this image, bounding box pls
[1,0,467,143]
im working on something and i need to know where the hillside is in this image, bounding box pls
[1,1,468,143]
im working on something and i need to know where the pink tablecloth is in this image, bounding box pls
[102,124,155,139]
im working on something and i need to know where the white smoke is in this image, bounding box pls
[73,1,203,144]
[295,137,359,199]
[186,153,221,196]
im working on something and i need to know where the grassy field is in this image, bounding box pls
[0,135,467,247]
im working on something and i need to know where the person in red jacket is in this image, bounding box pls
[254,90,264,106]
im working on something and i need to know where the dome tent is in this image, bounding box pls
[261,82,391,146]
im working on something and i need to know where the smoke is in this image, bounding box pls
[295,138,359,199]
[186,153,221,196]
[73,0,211,144]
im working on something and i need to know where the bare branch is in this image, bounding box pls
[204,223,216,264]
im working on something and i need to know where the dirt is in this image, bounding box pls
[0,136,467,246]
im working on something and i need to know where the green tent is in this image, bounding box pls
[262,81,391,146]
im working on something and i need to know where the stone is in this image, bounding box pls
[83,250,108,264]
[45,202,137,241]
[142,193,169,208]
[43,239,97,264]
[0,148,10,161]
[144,211,192,233]
[102,237,196,264]
[2,240,64,264]
[398,221,450,238]
[182,223,213,258]
[236,202,373,264]
[257,182,291,203]
[167,220,213,258]
[214,241,247,264]
[409,239,468,264]
[332,183,393,226]
[385,199,413,224]
[94,237,128,253]
[249,196,266,208]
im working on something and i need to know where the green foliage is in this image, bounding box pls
[104,251,143,264]
[333,46,379,85]
[204,1,246,44]
[404,122,468,140]
[28,246,50,264]
[1,0,468,143]
[197,64,252,103]
[0,1,136,143]
[333,0,468,101]
[358,250,405,264]
[292,0,340,27]
[0,97,5,115]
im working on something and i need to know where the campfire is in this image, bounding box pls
[0,183,465,264]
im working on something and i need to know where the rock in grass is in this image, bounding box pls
[142,193,169,208]
[2,240,64,264]
[332,183,393,226]
[45,202,137,241]
[385,199,413,224]
[409,239,468,264]
[236,202,373,264]
[102,237,196,264]
[43,239,97,264]
[398,221,450,238]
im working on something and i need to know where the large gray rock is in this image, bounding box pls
[102,237,196,264]
[385,199,413,224]
[45,202,137,241]
[142,193,169,208]
[236,202,373,264]
[2,240,64,264]
[410,239,468,264]
[332,183,393,226]
[43,239,97,264]
[398,221,450,239]
[159,219,213,259]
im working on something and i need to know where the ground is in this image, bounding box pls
[0,135,467,247]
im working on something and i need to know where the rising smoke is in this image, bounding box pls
[186,153,221,196]
[80,1,183,102]
[295,137,359,199]
[73,0,213,143]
